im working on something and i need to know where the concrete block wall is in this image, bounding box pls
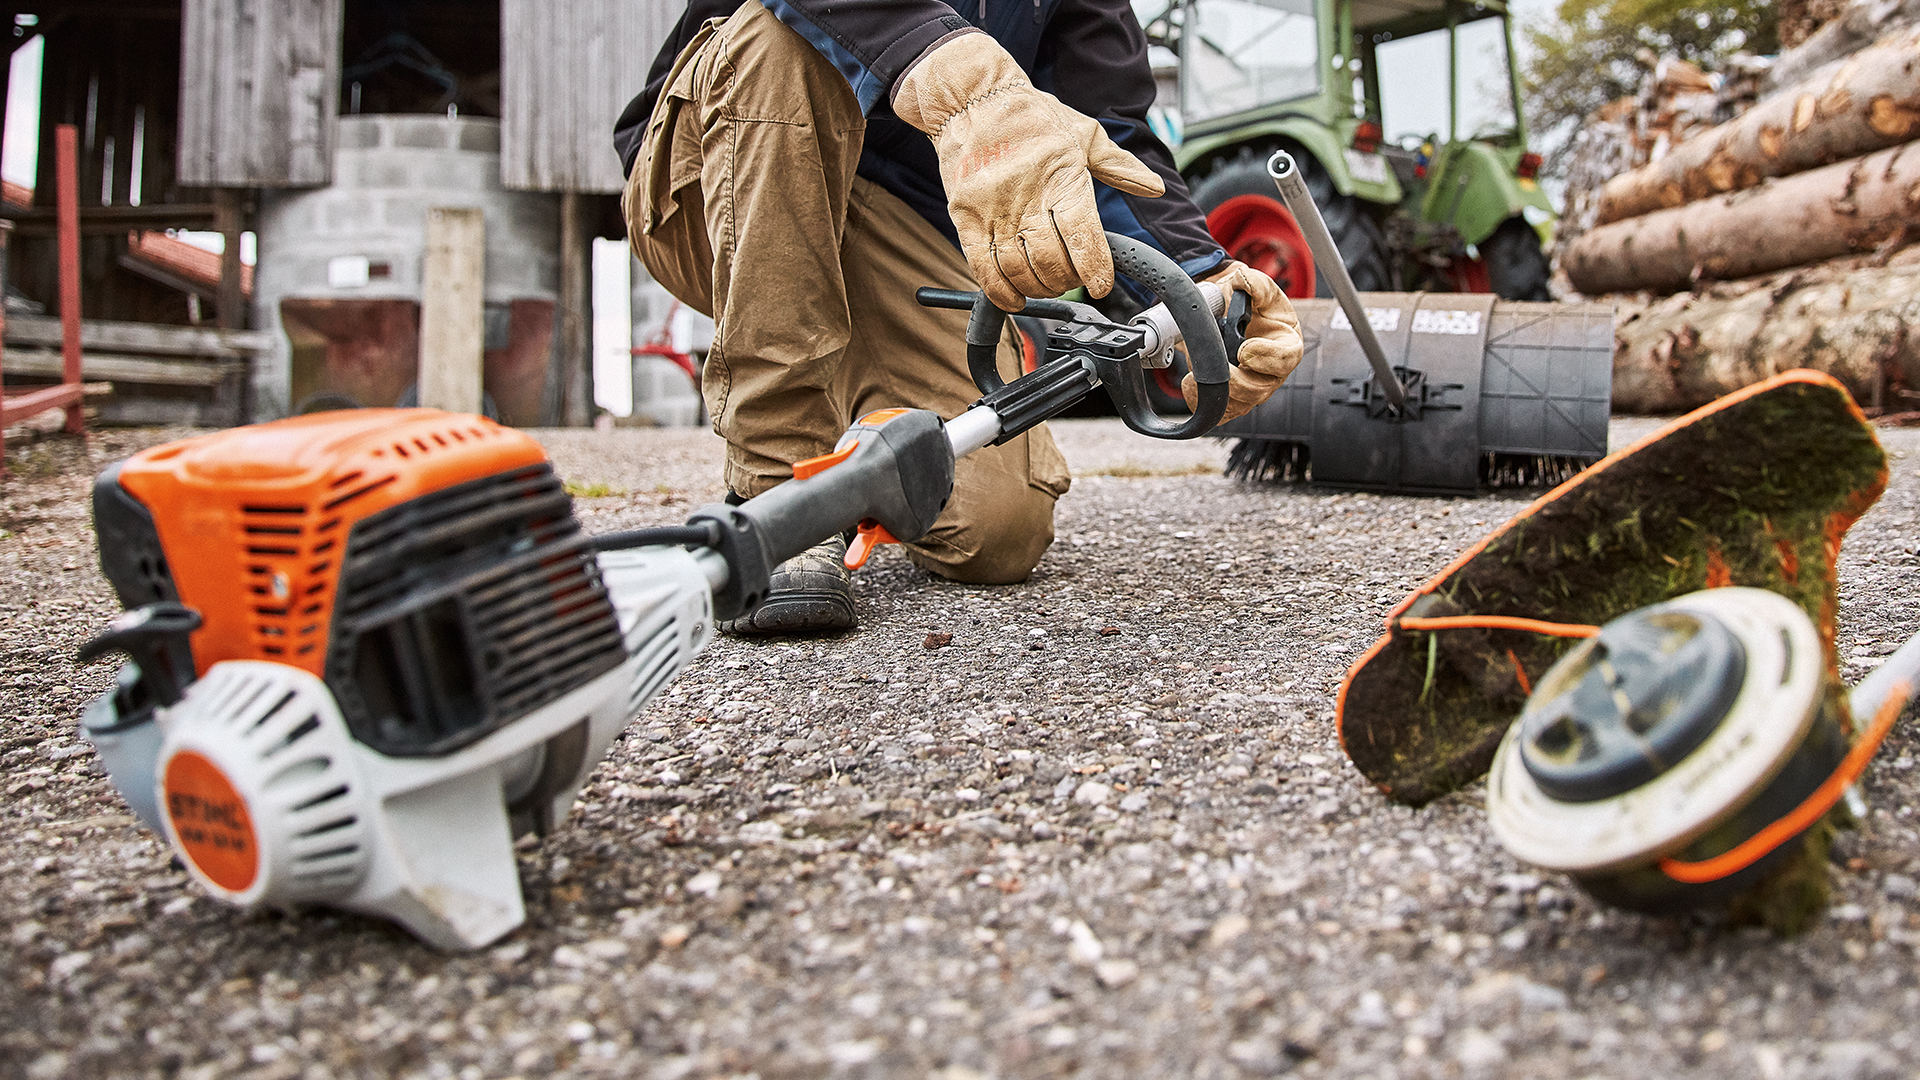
[251,115,562,418]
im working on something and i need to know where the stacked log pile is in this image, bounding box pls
[1565,27,1920,294]
[1557,22,1920,413]
[1611,246,1920,413]
[1549,58,1763,277]
[1769,0,1920,91]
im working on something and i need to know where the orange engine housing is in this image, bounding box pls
[93,410,627,757]
[101,410,548,676]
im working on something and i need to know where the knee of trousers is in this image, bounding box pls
[905,483,1059,585]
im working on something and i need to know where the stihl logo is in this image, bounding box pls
[954,141,1016,179]
[168,792,250,844]
[163,750,260,892]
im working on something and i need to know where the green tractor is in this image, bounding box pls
[1136,0,1556,302]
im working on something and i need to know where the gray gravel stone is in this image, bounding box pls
[3,418,1919,1078]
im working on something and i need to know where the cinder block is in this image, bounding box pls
[322,198,384,235]
[458,122,502,154]
[390,117,457,150]
[337,155,415,191]
[335,119,381,150]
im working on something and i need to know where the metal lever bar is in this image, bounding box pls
[1266,150,1408,411]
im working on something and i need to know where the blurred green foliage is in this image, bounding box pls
[1521,0,1779,176]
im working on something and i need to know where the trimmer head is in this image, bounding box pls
[1487,588,1855,925]
[1337,371,1887,806]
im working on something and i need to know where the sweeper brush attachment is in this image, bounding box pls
[1218,294,1616,495]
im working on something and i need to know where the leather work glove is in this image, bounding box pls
[893,32,1166,312]
[1183,260,1304,424]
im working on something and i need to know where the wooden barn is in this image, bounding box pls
[0,0,680,427]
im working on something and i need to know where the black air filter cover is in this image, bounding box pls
[326,464,626,757]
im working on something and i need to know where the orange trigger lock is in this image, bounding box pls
[845,520,899,570]
[794,442,857,481]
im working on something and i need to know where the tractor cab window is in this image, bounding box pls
[1374,16,1517,146]
[1181,0,1321,125]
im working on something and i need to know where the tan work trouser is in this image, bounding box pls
[623,1,1071,585]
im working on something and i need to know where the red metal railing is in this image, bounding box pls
[1,123,86,475]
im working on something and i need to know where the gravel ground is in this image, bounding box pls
[2,415,1918,1080]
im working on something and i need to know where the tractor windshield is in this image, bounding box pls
[1180,0,1321,125]
[1374,15,1518,145]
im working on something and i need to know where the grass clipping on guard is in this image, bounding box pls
[1338,371,1888,808]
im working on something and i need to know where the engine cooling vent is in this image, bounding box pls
[239,504,321,662]
[325,463,626,757]
[626,620,691,717]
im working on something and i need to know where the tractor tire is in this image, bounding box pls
[1189,145,1394,298]
[1144,350,1193,415]
[1480,216,1552,302]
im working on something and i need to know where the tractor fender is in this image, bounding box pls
[1175,117,1403,206]
[1420,142,1556,247]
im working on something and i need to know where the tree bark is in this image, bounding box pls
[1563,141,1920,296]
[1768,0,1920,93]
[1596,26,1920,225]
[1611,254,1920,413]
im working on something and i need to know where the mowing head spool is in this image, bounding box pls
[1487,587,1856,925]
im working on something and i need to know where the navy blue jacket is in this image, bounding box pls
[613,0,1226,281]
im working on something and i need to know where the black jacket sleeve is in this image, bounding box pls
[1034,0,1223,274]
[615,0,1223,276]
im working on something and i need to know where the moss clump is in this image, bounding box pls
[1723,818,1838,937]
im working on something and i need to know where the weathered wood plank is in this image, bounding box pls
[1,382,85,427]
[4,349,241,387]
[5,316,273,359]
[178,0,344,188]
[418,208,487,414]
[500,0,680,193]
[3,204,221,232]
[558,192,594,425]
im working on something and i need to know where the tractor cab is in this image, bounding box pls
[1137,0,1555,300]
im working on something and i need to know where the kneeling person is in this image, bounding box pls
[615,0,1302,633]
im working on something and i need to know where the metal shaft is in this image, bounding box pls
[1850,627,1920,726]
[1266,150,1408,411]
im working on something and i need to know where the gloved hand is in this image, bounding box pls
[893,32,1166,312]
[1183,261,1304,424]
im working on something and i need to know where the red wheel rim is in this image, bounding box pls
[1206,193,1316,297]
[1152,365,1185,407]
[1018,327,1040,374]
[1446,256,1492,294]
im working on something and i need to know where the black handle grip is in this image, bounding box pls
[944,233,1229,439]
[687,409,956,620]
[78,602,203,707]
[1103,234,1228,439]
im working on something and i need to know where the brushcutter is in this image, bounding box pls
[77,233,1246,950]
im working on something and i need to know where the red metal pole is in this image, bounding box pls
[56,123,82,434]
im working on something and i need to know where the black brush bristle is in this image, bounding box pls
[1225,439,1311,483]
[1479,452,1592,489]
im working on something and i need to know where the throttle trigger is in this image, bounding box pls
[845,520,901,570]
[1220,291,1251,366]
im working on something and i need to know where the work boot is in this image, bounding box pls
[718,533,857,635]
